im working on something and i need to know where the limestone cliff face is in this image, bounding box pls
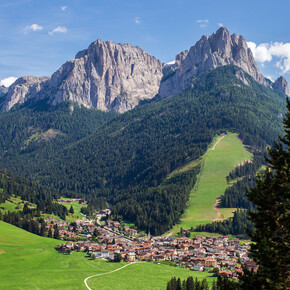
[2,76,50,111]
[2,40,162,113]
[1,28,288,112]
[46,40,163,113]
[273,76,289,96]
[159,27,270,98]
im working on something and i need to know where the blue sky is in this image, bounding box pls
[1,0,290,86]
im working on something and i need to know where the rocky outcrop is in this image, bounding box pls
[273,76,289,96]
[2,76,50,111]
[159,27,271,98]
[0,86,8,97]
[48,40,162,113]
[1,40,162,113]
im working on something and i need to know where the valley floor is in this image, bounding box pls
[0,221,214,289]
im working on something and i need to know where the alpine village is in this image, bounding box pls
[0,11,289,290]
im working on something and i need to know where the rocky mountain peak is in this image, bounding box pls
[1,28,288,113]
[273,76,289,96]
[1,39,162,113]
[159,27,269,98]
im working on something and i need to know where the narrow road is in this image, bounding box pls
[163,231,173,239]
[103,226,133,243]
[84,262,138,290]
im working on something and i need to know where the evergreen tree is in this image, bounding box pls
[243,98,290,289]
[211,280,218,290]
[216,275,238,289]
[53,224,60,239]
[176,278,181,290]
[69,205,74,214]
[201,279,209,290]
[186,277,194,290]
[48,228,52,238]
[40,220,46,236]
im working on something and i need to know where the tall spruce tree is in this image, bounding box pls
[69,205,74,214]
[243,98,290,289]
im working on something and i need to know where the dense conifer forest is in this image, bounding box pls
[0,66,286,233]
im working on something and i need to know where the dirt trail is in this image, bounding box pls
[163,232,173,239]
[84,262,141,290]
[213,196,223,221]
[212,135,225,150]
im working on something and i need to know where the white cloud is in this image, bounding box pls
[0,76,17,87]
[48,26,68,36]
[217,23,223,27]
[247,42,272,62]
[61,5,67,11]
[196,19,209,23]
[196,19,208,29]
[135,17,141,24]
[247,41,290,73]
[24,24,43,34]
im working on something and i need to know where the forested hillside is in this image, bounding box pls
[0,170,68,235]
[0,101,115,177]
[0,65,286,234]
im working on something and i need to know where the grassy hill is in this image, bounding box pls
[57,198,87,222]
[0,221,215,289]
[174,133,251,232]
[0,196,37,213]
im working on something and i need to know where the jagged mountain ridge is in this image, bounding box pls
[2,41,163,113]
[159,27,288,98]
[1,27,288,113]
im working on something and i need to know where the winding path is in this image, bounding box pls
[84,262,139,290]
[212,135,225,150]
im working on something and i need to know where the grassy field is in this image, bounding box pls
[0,196,36,213]
[87,262,215,290]
[171,133,252,234]
[58,199,87,222]
[0,221,215,289]
[220,208,237,219]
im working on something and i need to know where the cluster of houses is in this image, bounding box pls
[45,218,79,238]
[105,220,138,237]
[52,217,257,278]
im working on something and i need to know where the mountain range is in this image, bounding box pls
[0,27,288,114]
[0,27,288,234]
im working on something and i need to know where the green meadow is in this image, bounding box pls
[87,262,215,290]
[58,199,87,221]
[172,133,252,234]
[0,196,36,213]
[0,221,215,289]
